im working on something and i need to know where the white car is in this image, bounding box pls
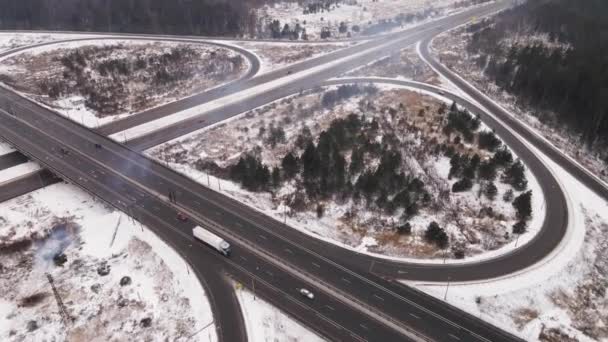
[299,288,314,300]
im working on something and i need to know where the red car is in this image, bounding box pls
[177,212,188,222]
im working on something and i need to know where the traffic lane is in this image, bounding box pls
[200,200,515,342]
[126,0,512,149]
[221,243,410,342]
[0,112,406,342]
[0,113,245,342]
[0,92,517,342]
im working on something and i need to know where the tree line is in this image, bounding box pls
[0,0,281,36]
[466,0,608,151]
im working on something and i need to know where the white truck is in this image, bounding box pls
[193,226,231,257]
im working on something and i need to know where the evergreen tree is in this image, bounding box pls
[502,159,528,190]
[483,181,498,200]
[281,152,299,179]
[425,221,449,249]
[271,166,281,189]
[513,190,533,220]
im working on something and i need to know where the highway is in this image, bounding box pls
[0,1,558,341]
[0,100,418,341]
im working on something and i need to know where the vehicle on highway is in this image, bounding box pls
[299,288,314,300]
[177,212,188,222]
[94,143,102,149]
[193,226,231,256]
[438,90,446,95]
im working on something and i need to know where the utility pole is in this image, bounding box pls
[443,276,451,301]
[46,273,71,326]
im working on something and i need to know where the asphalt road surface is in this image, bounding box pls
[0,1,547,341]
[0,54,526,342]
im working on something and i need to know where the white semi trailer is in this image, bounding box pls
[193,226,231,256]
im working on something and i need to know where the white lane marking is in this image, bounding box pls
[448,333,461,340]
[258,234,267,240]
[325,305,335,311]
[284,248,293,254]
[312,262,321,268]
[409,313,420,319]
[359,323,369,330]
[373,294,384,301]
[239,256,247,261]
[341,277,351,284]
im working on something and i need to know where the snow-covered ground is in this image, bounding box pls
[227,40,352,74]
[148,84,543,262]
[0,33,97,54]
[0,162,41,184]
[0,141,15,155]
[258,0,480,40]
[236,287,325,342]
[406,139,608,342]
[0,38,248,128]
[0,182,216,341]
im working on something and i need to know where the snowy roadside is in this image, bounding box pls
[257,0,484,41]
[0,33,98,54]
[236,287,325,342]
[0,182,216,341]
[404,138,608,342]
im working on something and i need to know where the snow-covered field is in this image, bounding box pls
[148,84,543,262]
[228,40,352,74]
[407,141,608,342]
[0,182,216,341]
[0,38,248,128]
[0,33,97,54]
[258,0,480,40]
[236,288,325,342]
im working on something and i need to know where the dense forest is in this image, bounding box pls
[0,0,277,36]
[466,0,608,148]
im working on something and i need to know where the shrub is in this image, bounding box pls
[425,221,449,249]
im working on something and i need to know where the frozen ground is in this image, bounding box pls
[0,33,97,54]
[0,162,41,184]
[407,140,608,342]
[345,43,440,84]
[258,0,483,40]
[148,85,543,262]
[228,40,352,74]
[236,287,325,342]
[0,141,15,156]
[0,182,216,342]
[0,39,248,128]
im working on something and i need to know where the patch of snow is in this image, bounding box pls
[0,141,15,155]
[236,287,325,342]
[0,162,41,184]
[404,137,605,341]
[0,182,216,341]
